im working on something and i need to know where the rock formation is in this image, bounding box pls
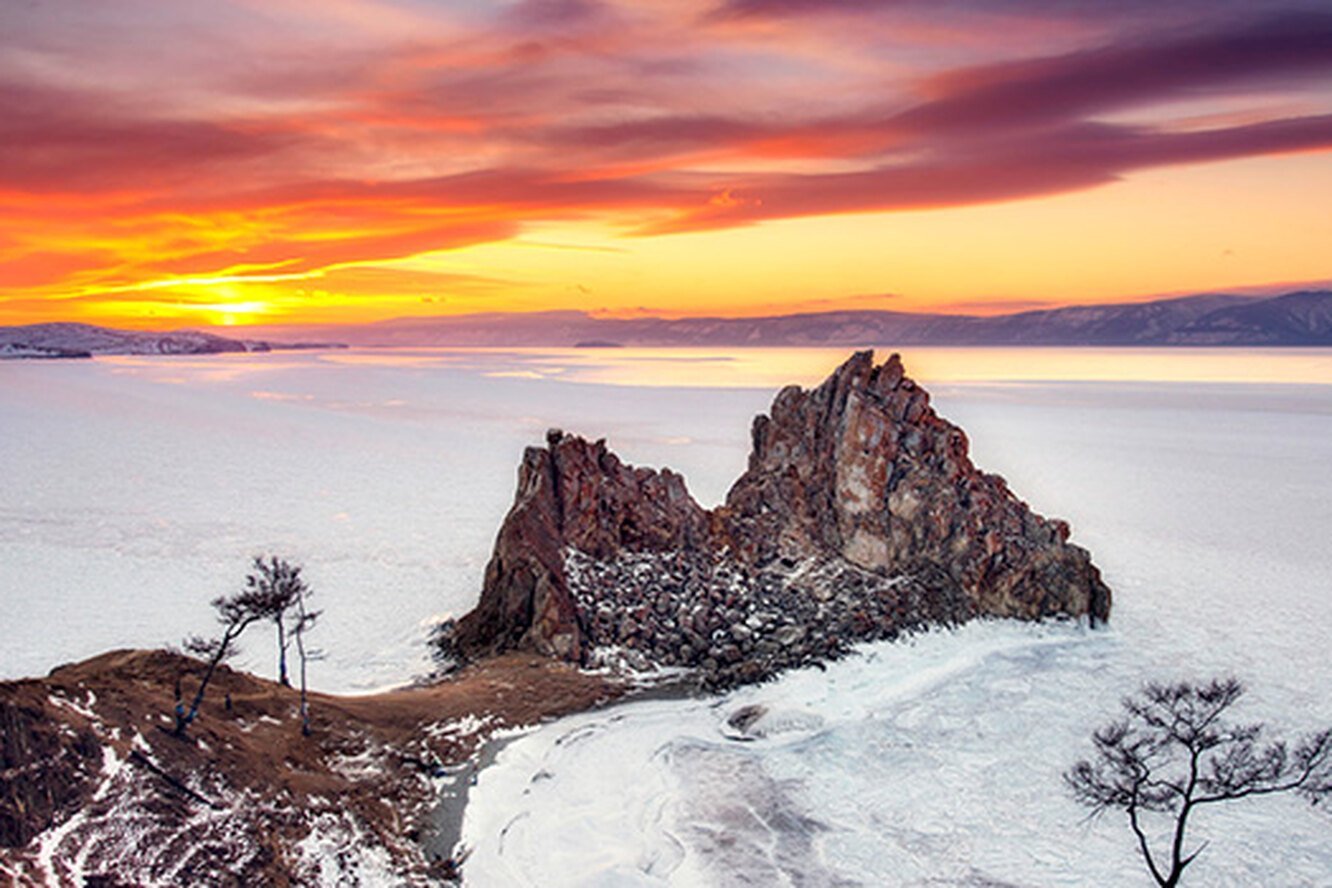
[444,351,1110,686]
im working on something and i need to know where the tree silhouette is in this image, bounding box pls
[1065,677,1332,886]
[174,557,321,738]
[288,578,321,736]
[174,587,268,736]
[244,555,309,686]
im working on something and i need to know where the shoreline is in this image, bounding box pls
[0,649,626,884]
[421,674,708,869]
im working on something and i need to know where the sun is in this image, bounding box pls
[194,301,271,327]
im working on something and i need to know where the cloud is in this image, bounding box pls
[0,249,116,290]
[707,0,1291,24]
[4,0,1332,315]
[645,113,1332,232]
[503,0,610,30]
[0,81,305,193]
[904,11,1332,135]
[708,0,889,20]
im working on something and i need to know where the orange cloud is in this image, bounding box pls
[2,2,1330,326]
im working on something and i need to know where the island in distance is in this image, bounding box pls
[0,322,346,359]
[1,352,1109,883]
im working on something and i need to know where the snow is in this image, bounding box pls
[91,745,126,802]
[295,811,405,887]
[463,623,1332,886]
[36,800,91,885]
[4,345,1332,884]
[329,743,390,781]
[34,743,129,885]
[584,646,692,685]
[424,714,496,742]
[48,691,97,721]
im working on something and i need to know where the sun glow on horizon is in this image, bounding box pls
[3,2,1331,329]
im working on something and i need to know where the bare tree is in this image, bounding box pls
[288,581,321,736]
[174,588,268,736]
[1065,677,1332,887]
[244,555,308,687]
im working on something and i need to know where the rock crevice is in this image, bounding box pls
[445,351,1110,684]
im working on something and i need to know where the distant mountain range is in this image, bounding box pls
[4,291,1329,358]
[0,322,343,359]
[252,289,1332,348]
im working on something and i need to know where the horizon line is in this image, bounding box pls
[7,280,1330,334]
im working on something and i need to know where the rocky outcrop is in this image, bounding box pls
[448,431,713,664]
[724,351,1109,622]
[445,351,1110,685]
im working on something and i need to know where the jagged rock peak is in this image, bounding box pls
[445,351,1111,686]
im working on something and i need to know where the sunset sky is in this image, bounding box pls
[4,0,1332,329]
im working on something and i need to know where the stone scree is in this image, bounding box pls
[442,350,1111,687]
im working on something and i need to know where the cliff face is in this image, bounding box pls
[455,433,712,663]
[447,351,1110,685]
[723,352,1108,622]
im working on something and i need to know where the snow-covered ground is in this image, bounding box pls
[4,346,1331,884]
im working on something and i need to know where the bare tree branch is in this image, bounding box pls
[1066,677,1332,887]
[245,555,309,687]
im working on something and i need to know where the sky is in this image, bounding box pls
[3,0,1332,328]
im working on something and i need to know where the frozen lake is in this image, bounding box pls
[454,350,1332,887]
[2,348,785,690]
[3,346,1331,884]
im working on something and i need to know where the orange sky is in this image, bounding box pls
[3,1,1332,329]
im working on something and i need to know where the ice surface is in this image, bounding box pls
[0,349,769,690]
[464,356,1332,886]
[463,626,1332,887]
[4,346,1331,884]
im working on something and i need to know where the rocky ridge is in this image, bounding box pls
[444,351,1111,685]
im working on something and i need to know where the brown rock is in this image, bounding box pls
[724,351,1109,621]
[450,430,711,661]
[446,351,1111,681]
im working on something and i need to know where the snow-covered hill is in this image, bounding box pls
[0,322,266,358]
[0,322,345,358]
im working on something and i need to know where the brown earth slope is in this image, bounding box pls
[0,650,619,886]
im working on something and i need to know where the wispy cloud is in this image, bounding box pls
[3,0,1331,322]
